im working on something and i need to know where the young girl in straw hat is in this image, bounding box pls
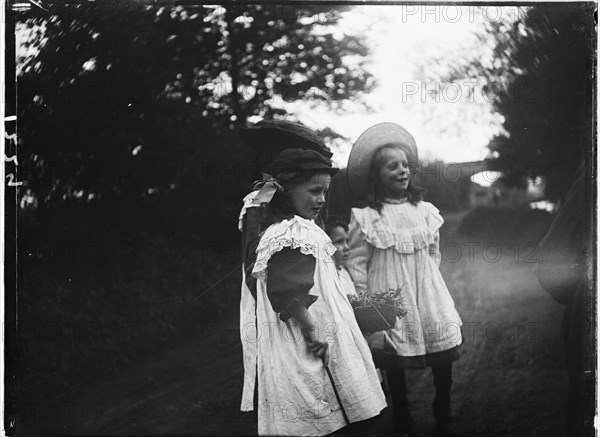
[346,123,463,436]
[244,148,386,436]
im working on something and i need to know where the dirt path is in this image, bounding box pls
[43,210,568,436]
[434,211,567,436]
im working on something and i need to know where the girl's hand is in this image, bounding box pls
[289,302,330,365]
[302,328,330,365]
[308,339,330,365]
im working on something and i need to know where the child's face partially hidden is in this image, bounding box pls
[286,173,331,220]
[378,148,410,198]
[329,225,349,269]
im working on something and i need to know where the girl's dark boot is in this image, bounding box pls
[386,368,417,436]
[431,364,457,436]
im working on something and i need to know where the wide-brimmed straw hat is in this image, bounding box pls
[240,120,333,158]
[347,122,418,201]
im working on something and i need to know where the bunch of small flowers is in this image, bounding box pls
[377,287,408,318]
[349,286,407,332]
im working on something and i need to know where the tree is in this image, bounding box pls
[16,2,374,219]
[12,4,377,421]
[445,4,595,201]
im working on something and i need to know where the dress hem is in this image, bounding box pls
[374,345,461,369]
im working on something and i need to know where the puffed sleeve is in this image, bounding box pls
[266,247,318,322]
[347,210,371,295]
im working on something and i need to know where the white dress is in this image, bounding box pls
[347,201,462,361]
[251,216,387,436]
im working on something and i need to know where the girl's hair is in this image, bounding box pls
[324,214,349,235]
[267,169,331,223]
[367,143,426,213]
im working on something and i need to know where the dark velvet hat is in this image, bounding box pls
[271,149,339,177]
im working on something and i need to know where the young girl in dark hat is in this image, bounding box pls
[244,148,386,436]
[237,121,335,419]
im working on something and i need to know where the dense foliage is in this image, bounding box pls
[17,2,373,215]
[446,4,595,201]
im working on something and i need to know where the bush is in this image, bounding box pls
[457,206,553,245]
[17,210,242,422]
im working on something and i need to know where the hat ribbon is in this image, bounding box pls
[251,173,284,205]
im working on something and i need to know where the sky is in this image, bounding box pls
[278,5,518,167]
